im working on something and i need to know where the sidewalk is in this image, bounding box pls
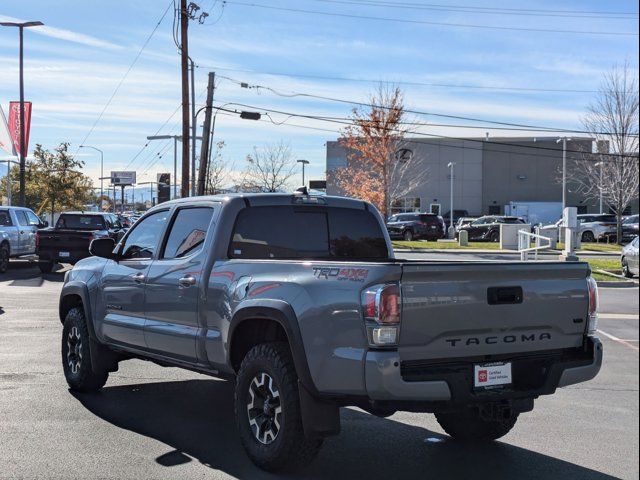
[393,247,620,257]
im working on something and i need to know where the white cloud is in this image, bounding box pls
[0,14,122,50]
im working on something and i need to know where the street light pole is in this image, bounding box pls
[447,162,455,239]
[557,137,571,210]
[595,161,604,213]
[1,20,44,207]
[79,145,104,205]
[297,159,309,187]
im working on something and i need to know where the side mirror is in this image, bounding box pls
[89,237,117,260]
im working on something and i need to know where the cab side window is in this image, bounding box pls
[15,211,29,226]
[26,211,41,226]
[120,210,169,260]
[162,207,214,259]
[0,211,12,226]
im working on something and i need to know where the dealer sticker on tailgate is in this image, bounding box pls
[474,362,512,388]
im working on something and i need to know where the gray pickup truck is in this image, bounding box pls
[58,192,602,471]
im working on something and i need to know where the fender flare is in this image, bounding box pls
[60,282,119,373]
[228,299,318,395]
[228,299,340,438]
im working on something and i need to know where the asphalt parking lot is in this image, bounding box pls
[0,260,638,480]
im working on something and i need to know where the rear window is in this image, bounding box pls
[56,215,105,230]
[595,215,617,223]
[502,217,524,224]
[229,206,389,260]
[418,214,440,225]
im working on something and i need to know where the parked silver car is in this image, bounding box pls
[577,214,618,242]
[621,236,639,278]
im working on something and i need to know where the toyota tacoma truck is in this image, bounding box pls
[58,192,602,471]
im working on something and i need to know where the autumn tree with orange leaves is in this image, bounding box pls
[330,85,426,218]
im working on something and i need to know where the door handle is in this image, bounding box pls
[131,272,145,283]
[178,275,197,287]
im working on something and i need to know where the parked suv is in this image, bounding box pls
[58,193,602,471]
[442,209,469,229]
[386,212,445,241]
[457,215,525,242]
[0,206,48,273]
[577,214,617,243]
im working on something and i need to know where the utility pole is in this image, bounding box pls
[447,162,455,239]
[557,137,571,210]
[197,72,215,196]
[180,0,190,199]
[1,20,44,206]
[190,58,197,196]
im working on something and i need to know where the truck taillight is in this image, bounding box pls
[587,276,599,334]
[362,284,401,347]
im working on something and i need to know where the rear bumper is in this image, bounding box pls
[364,336,602,404]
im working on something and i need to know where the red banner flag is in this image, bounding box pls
[8,101,32,157]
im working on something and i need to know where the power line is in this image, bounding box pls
[309,0,639,19]
[198,63,611,94]
[219,74,638,136]
[76,1,174,154]
[215,101,636,159]
[224,1,639,36]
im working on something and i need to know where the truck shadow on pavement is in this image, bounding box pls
[0,261,66,286]
[73,379,617,480]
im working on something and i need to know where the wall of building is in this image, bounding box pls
[326,137,638,217]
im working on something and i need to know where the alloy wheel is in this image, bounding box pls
[247,372,282,445]
[66,326,82,374]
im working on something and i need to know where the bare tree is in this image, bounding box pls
[569,63,639,242]
[205,141,231,195]
[242,141,297,192]
[330,84,427,218]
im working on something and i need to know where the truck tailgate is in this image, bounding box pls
[399,261,590,361]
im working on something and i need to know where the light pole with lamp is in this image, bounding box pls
[297,159,309,187]
[1,20,44,207]
[595,160,604,214]
[79,145,104,204]
[556,137,572,210]
[447,162,455,239]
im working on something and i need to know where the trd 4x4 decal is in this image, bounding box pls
[312,267,368,282]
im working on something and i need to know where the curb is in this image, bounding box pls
[596,281,638,288]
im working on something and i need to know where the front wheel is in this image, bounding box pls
[489,230,500,242]
[234,342,322,472]
[622,257,634,278]
[39,261,54,274]
[61,307,108,392]
[403,230,414,241]
[582,231,595,243]
[435,408,518,442]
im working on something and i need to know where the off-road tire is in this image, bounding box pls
[622,257,634,278]
[435,409,519,442]
[39,261,54,274]
[582,231,595,243]
[403,230,414,241]
[235,342,322,472]
[61,307,108,392]
[0,244,9,273]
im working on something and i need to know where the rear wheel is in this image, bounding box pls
[61,307,108,392]
[234,342,322,472]
[403,230,414,241]
[38,261,54,274]
[0,244,9,273]
[622,257,634,278]
[436,408,519,442]
[582,231,595,243]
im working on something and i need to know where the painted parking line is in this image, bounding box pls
[598,329,640,352]
[598,313,639,320]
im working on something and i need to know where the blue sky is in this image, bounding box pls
[1,0,638,197]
